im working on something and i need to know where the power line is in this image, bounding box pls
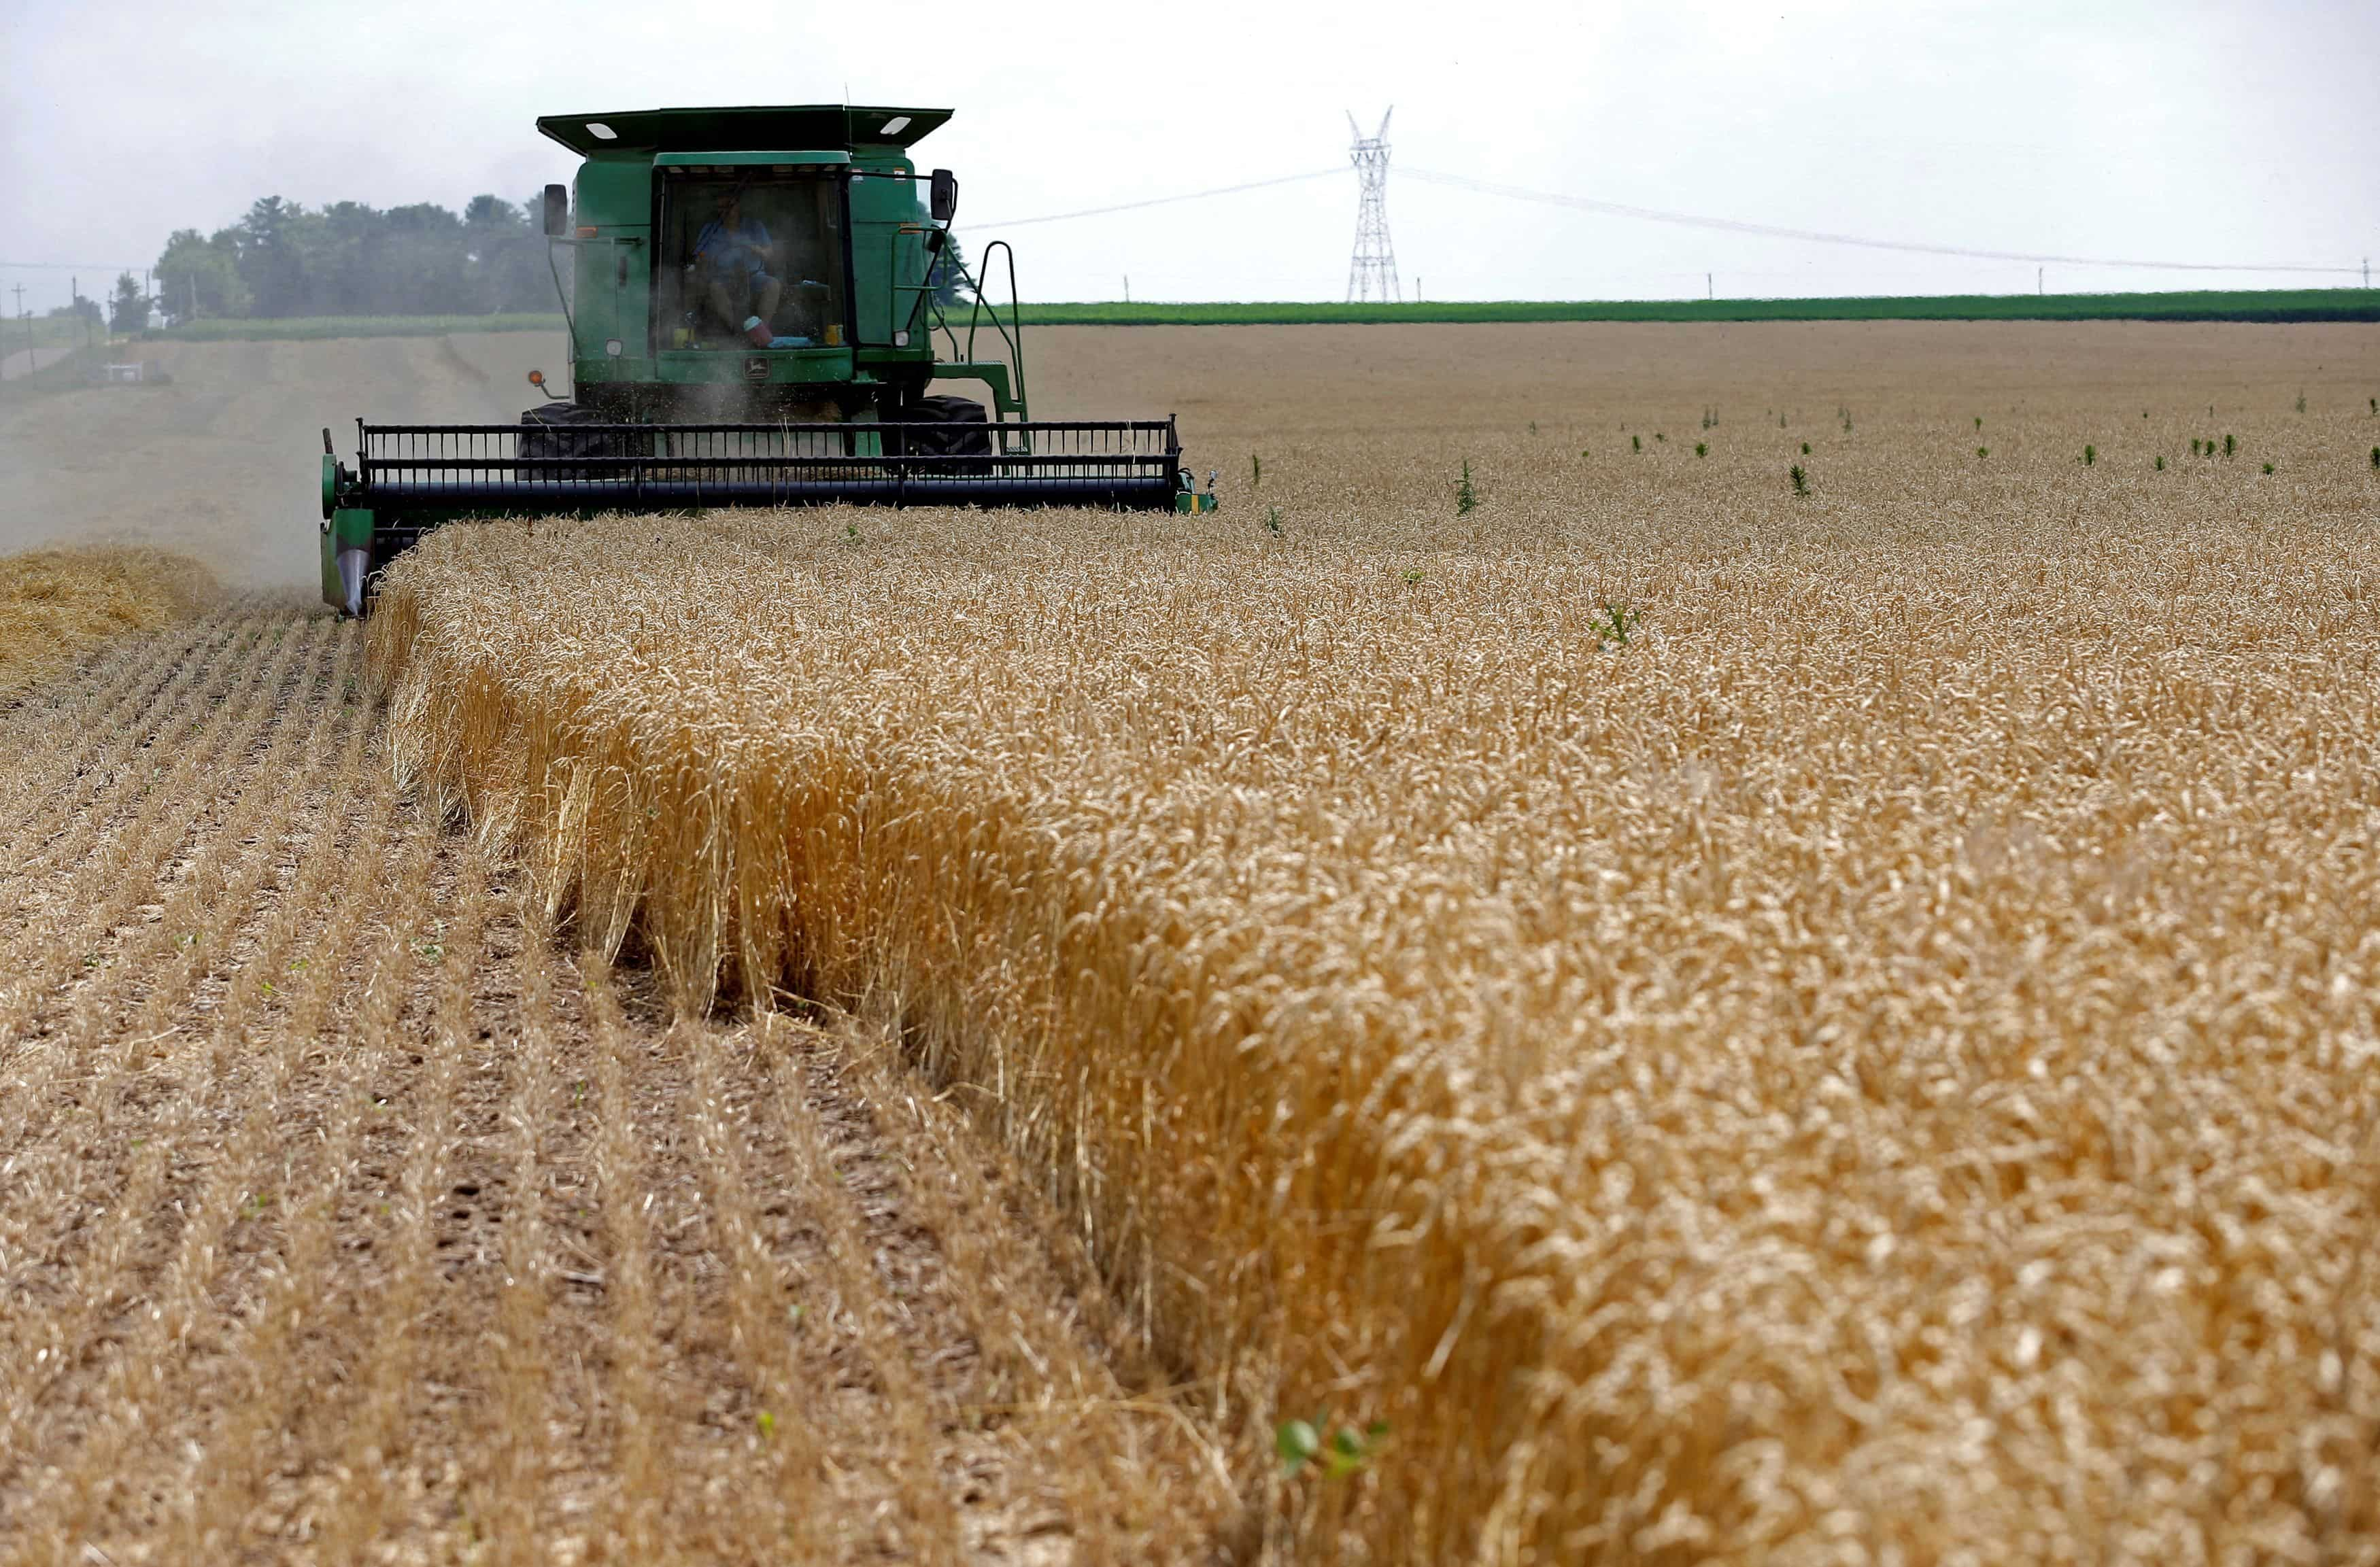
[1402,168,2363,275]
[0,260,147,272]
[968,169,1340,230]
[959,157,2359,279]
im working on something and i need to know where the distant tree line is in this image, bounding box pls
[114,190,973,329]
[148,194,557,323]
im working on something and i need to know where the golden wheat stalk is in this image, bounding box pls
[371,489,2380,1562]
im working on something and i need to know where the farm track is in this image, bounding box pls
[0,608,1229,1565]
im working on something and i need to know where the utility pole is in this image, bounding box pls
[10,283,25,367]
[1707,272,1714,300]
[2366,256,2371,289]
[2037,266,2044,296]
[1123,275,1130,303]
[1345,108,1400,303]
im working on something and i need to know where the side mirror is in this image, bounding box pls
[929,169,957,224]
[543,184,570,237]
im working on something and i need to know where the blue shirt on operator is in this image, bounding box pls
[696,215,773,277]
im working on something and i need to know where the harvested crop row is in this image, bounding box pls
[372,494,2380,1562]
[0,622,361,1469]
[0,606,1214,1564]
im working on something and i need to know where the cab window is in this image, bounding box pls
[655,172,845,348]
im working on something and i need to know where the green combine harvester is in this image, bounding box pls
[320,104,1216,614]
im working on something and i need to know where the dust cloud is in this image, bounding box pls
[0,333,558,587]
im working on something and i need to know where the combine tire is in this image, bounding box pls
[898,395,993,476]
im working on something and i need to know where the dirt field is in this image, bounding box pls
[3,322,2378,1563]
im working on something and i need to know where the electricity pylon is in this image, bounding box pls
[1346,108,1400,304]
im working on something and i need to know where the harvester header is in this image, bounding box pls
[320,101,1216,615]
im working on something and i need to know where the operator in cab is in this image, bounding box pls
[694,186,781,341]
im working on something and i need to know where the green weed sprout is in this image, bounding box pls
[1251,453,1261,487]
[1631,434,1642,453]
[1276,1416,1391,1479]
[1977,447,1989,460]
[1456,460,1477,515]
[2224,433,2236,458]
[1790,464,1808,496]
[2084,445,2096,466]
[1695,442,1708,458]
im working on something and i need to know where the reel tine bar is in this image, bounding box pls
[355,419,1185,510]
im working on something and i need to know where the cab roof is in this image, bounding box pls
[537,105,951,158]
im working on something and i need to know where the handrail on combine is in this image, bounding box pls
[919,241,1030,443]
[961,241,1027,423]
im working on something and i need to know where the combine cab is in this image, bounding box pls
[321,104,1216,615]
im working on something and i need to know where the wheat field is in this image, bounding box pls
[5,322,2379,1563]
[368,325,2380,1562]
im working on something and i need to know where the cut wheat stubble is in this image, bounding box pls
[0,623,364,1483]
[0,610,235,861]
[0,616,311,1047]
[6,613,1212,1564]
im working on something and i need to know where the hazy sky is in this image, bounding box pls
[3,0,2375,315]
